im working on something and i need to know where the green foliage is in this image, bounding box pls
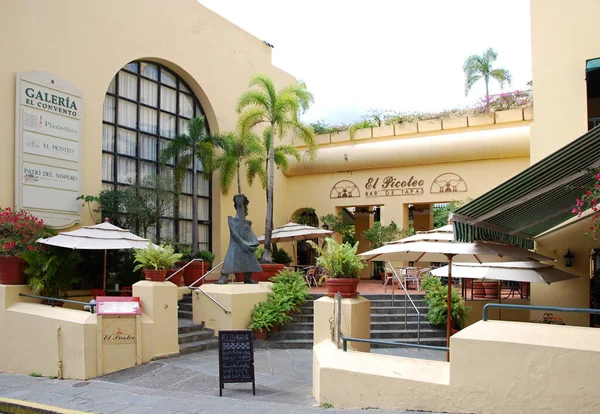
[197,250,215,263]
[214,131,264,195]
[421,275,471,329]
[293,207,318,226]
[249,270,309,331]
[133,243,182,271]
[255,246,264,260]
[320,212,354,245]
[29,372,41,377]
[21,247,82,298]
[0,207,48,256]
[320,403,334,409]
[363,221,406,249]
[433,199,471,229]
[349,119,376,139]
[463,47,512,111]
[271,248,293,265]
[307,238,365,280]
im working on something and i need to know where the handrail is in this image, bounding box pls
[19,293,96,313]
[190,286,231,314]
[387,261,421,344]
[483,303,600,321]
[340,334,448,353]
[166,258,204,282]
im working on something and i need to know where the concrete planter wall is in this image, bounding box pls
[417,119,442,132]
[372,125,394,138]
[496,108,524,124]
[468,113,495,127]
[442,116,468,130]
[352,127,372,140]
[331,130,351,143]
[394,122,418,136]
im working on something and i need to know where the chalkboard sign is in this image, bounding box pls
[218,330,255,396]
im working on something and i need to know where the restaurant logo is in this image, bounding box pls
[365,175,425,197]
[430,173,467,193]
[330,180,360,198]
[24,87,79,117]
[103,319,136,344]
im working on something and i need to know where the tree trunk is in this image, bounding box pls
[262,122,276,263]
[485,77,490,113]
[236,163,242,195]
[191,146,198,257]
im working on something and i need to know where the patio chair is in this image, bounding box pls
[404,267,420,290]
[315,266,329,286]
[303,267,318,287]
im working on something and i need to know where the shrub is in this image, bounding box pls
[133,243,182,271]
[421,275,471,329]
[272,248,293,265]
[307,238,365,279]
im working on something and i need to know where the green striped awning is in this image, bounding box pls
[453,126,600,249]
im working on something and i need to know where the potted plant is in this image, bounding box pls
[133,243,182,282]
[20,247,82,303]
[249,300,277,340]
[181,249,214,286]
[272,248,293,266]
[307,238,365,298]
[0,207,47,285]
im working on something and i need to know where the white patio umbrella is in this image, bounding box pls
[431,261,578,320]
[257,222,333,264]
[358,225,554,353]
[37,219,158,290]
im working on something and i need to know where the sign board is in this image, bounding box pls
[96,297,142,316]
[103,317,137,344]
[218,330,255,396]
[15,72,83,228]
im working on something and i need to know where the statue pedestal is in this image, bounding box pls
[192,282,272,334]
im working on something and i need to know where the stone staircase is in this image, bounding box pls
[177,294,219,354]
[256,293,446,349]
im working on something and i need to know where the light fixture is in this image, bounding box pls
[564,249,575,267]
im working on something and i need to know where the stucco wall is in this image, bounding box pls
[530,0,600,162]
[0,0,296,261]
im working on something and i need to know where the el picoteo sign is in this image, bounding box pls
[365,175,425,197]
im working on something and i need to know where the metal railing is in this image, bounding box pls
[589,117,600,130]
[166,258,207,283]
[482,303,600,321]
[186,261,231,314]
[387,261,421,344]
[19,293,96,313]
[340,333,448,353]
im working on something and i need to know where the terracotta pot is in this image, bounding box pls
[325,278,360,298]
[251,263,285,282]
[181,261,211,287]
[143,269,167,282]
[166,268,184,286]
[271,325,279,334]
[0,256,26,285]
[254,328,267,341]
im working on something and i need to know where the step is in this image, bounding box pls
[178,303,193,312]
[368,299,428,307]
[279,322,314,331]
[370,329,445,340]
[178,330,215,344]
[371,320,438,330]
[370,306,428,314]
[267,330,313,341]
[178,321,205,334]
[179,338,219,354]
[254,339,313,349]
[178,310,193,319]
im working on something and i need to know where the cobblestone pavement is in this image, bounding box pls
[0,348,448,413]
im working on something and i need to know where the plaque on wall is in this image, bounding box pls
[218,330,255,396]
[15,72,83,228]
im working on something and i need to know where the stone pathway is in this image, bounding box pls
[0,348,448,413]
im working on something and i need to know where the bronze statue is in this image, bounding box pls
[215,194,261,284]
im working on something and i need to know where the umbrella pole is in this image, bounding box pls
[446,254,453,362]
[103,249,107,291]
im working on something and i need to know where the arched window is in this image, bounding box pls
[101,60,211,250]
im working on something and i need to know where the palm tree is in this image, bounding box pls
[159,115,221,257]
[463,47,512,112]
[214,131,263,195]
[237,75,317,262]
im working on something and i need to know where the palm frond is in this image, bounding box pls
[248,74,277,109]
[236,90,271,114]
[490,68,512,89]
[238,107,267,135]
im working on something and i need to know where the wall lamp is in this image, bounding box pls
[563,249,575,267]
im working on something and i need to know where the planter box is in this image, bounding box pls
[442,116,468,130]
[394,122,418,136]
[315,133,331,145]
[468,113,495,127]
[251,263,285,282]
[352,127,372,140]
[495,108,524,124]
[417,119,442,133]
[523,107,534,121]
[372,125,394,138]
[331,130,351,143]
[0,256,26,285]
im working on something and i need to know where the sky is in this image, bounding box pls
[199,0,532,125]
